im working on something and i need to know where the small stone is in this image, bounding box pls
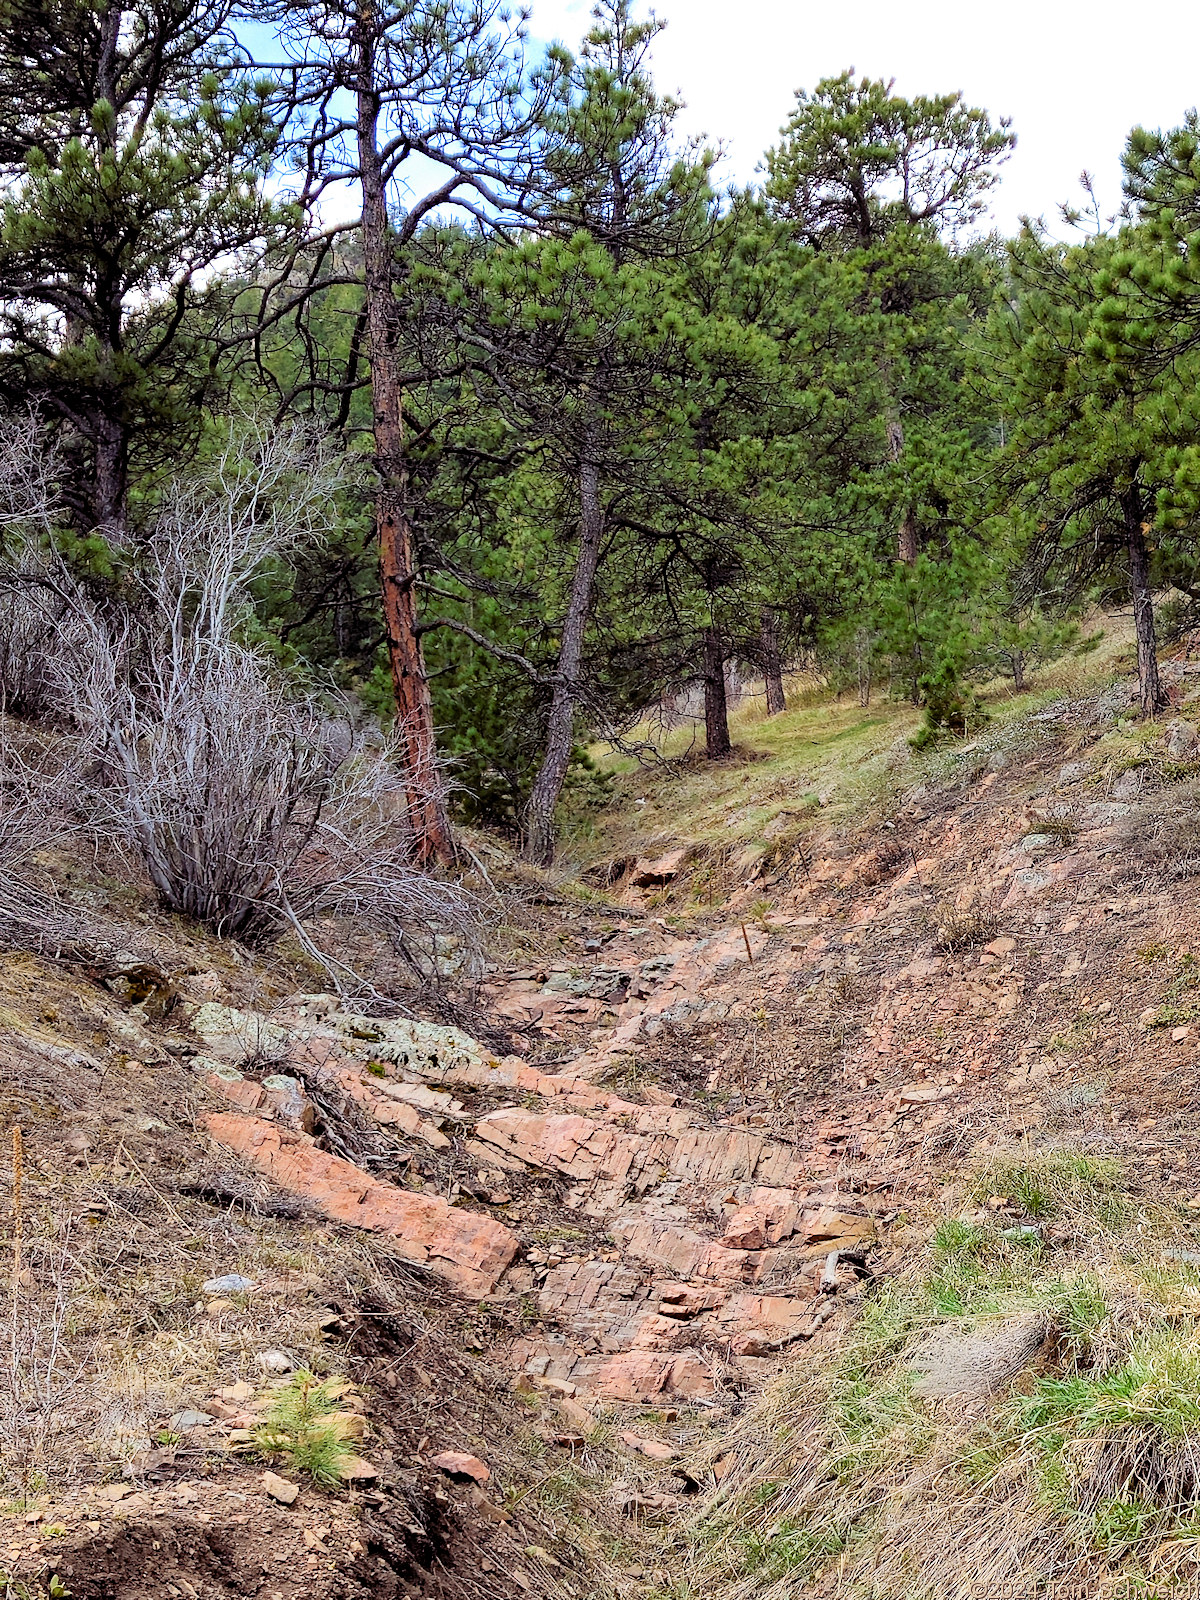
[204,1398,245,1422]
[558,1397,598,1434]
[328,1411,366,1442]
[261,1074,315,1131]
[169,1410,214,1431]
[1173,1027,1191,1043]
[205,1299,235,1316]
[985,937,1016,956]
[630,847,689,887]
[1113,769,1145,802]
[1166,720,1198,759]
[430,1451,490,1484]
[731,1332,772,1356]
[524,1545,561,1568]
[337,1456,378,1483]
[531,1376,576,1396]
[206,1072,267,1113]
[618,1432,679,1462]
[256,1349,293,1374]
[202,1274,256,1295]
[260,1471,300,1505]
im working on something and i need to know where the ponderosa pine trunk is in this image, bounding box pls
[356,22,453,865]
[760,606,786,714]
[524,412,605,865]
[855,626,873,707]
[703,626,731,758]
[1121,484,1165,718]
[886,411,919,565]
[92,408,128,536]
[90,3,129,539]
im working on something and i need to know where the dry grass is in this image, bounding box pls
[567,609,1140,881]
[934,905,999,952]
[670,1147,1200,1600]
[1121,774,1200,881]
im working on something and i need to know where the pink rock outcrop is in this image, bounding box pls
[203,1113,518,1299]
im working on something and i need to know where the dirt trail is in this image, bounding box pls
[8,685,1200,1597]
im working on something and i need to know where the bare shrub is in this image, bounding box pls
[1120,777,1200,880]
[63,421,476,989]
[0,1132,88,1502]
[0,578,85,720]
[0,722,99,955]
[0,416,476,989]
[85,633,341,939]
[0,411,74,718]
[0,407,59,534]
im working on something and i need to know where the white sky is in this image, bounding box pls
[530,0,1200,236]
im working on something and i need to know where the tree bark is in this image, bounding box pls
[1122,484,1165,717]
[1011,649,1025,693]
[92,409,127,536]
[524,411,605,865]
[760,606,786,714]
[886,406,918,565]
[90,1,128,539]
[855,626,872,707]
[356,19,453,865]
[896,506,919,566]
[703,626,731,759]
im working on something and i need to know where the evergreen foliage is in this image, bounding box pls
[1,0,1199,859]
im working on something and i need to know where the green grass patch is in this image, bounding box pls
[973,1150,1128,1225]
[1015,1328,1200,1439]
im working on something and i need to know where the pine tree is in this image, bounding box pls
[423,0,715,859]
[765,72,1012,569]
[987,225,1187,716]
[263,0,540,864]
[0,0,281,535]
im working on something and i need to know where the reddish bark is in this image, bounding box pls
[356,20,453,864]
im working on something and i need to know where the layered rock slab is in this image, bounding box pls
[203,1112,518,1298]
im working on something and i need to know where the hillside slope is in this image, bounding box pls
[8,646,1200,1598]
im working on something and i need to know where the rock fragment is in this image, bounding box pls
[260,1471,300,1505]
[430,1451,490,1484]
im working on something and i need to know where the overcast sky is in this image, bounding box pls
[530,0,1200,236]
